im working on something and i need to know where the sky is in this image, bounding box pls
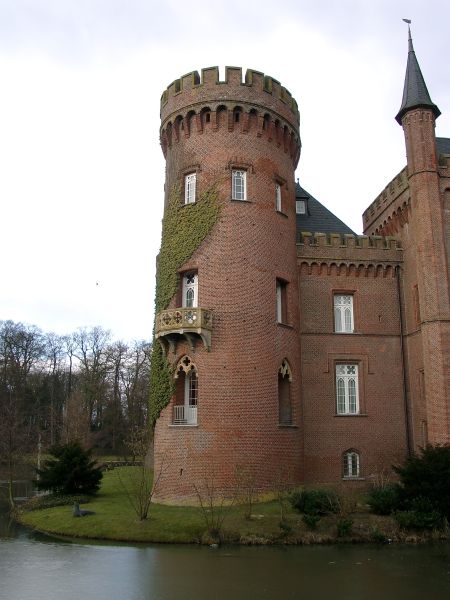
[1,0,450,342]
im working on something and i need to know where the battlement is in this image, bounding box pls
[297,233,403,277]
[160,66,300,130]
[362,167,409,233]
[297,232,402,250]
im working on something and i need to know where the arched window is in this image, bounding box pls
[335,364,359,414]
[343,450,360,478]
[278,359,292,425]
[182,272,198,308]
[173,356,198,425]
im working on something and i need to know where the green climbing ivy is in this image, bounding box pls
[149,182,221,425]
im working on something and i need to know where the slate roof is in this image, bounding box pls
[396,28,440,124]
[295,183,355,236]
[437,137,450,155]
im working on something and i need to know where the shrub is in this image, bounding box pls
[290,489,339,515]
[394,444,450,520]
[23,494,91,511]
[279,519,293,535]
[367,483,402,515]
[394,509,444,531]
[35,441,103,496]
[370,528,388,544]
[336,518,353,537]
[302,514,320,530]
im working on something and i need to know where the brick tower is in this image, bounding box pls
[394,26,450,445]
[152,67,302,502]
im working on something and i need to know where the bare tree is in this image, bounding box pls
[116,428,163,520]
[0,321,45,509]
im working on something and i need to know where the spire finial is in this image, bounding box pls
[402,19,413,51]
[395,22,441,125]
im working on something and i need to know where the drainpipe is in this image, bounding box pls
[396,265,412,456]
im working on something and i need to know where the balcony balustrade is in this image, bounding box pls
[155,307,212,352]
[173,404,197,425]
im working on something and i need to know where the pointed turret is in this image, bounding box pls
[395,25,440,124]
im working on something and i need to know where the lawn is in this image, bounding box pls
[17,467,430,545]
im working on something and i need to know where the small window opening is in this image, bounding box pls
[296,200,306,214]
[343,450,360,478]
[276,279,288,324]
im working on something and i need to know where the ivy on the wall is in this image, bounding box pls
[149,182,221,425]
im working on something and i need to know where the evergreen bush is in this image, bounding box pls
[367,483,402,515]
[290,488,339,515]
[394,444,450,520]
[35,441,103,496]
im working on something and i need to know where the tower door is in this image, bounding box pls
[182,272,198,308]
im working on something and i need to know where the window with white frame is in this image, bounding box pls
[232,169,247,200]
[296,199,306,214]
[173,356,198,425]
[182,272,198,308]
[184,173,196,204]
[343,450,360,478]
[334,294,354,333]
[276,279,287,324]
[336,364,359,414]
[275,183,282,212]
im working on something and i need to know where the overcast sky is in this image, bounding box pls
[1,0,449,342]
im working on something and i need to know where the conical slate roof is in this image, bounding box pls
[395,27,440,124]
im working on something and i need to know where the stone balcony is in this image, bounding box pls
[155,307,213,353]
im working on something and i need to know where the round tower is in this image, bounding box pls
[152,66,303,503]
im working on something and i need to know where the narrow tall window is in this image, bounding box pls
[336,364,359,414]
[184,173,196,204]
[276,279,287,324]
[278,359,292,425]
[182,272,198,308]
[174,356,198,425]
[275,183,282,212]
[232,169,246,200]
[334,294,354,333]
[343,450,360,478]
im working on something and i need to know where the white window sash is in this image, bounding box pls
[344,452,360,477]
[232,170,246,200]
[183,273,198,308]
[334,295,354,333]
[185,173,196,204]
[276,282,282,323]
[275,183,282,211]
[336,365,359,414]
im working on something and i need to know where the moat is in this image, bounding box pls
[1,494,450,600]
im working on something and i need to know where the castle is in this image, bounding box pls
[151,28,450,503]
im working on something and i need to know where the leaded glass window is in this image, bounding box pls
[334,294,354,333]
[343,450,360,478]
[232,170,246,200]
[336,364,359,414]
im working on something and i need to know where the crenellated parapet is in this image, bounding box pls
[160,66,301,168]
[297,232,403,277]
[362,167,410,235]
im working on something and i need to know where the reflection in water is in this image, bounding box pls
[1,485,450,600]
[1,531,450,600]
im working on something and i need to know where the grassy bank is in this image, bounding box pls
[17,468,448,545]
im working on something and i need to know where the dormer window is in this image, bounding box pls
[296,199,306,214]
